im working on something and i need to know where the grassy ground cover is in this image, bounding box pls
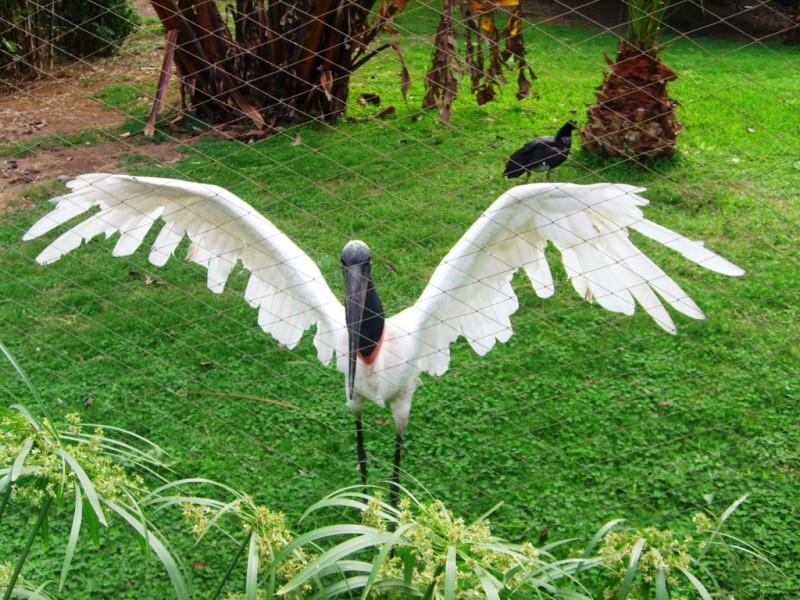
[1,3,798,597]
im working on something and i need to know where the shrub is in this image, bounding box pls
[54,0,138,58]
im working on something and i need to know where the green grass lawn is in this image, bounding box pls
[1,3,798,597]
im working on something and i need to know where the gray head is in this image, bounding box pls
[341,240,371,268]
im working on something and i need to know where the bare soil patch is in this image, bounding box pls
[0,0,185,204]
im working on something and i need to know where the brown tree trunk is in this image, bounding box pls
[581,41,682,160]
[149,0,408,128]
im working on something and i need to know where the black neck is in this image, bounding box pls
[557,124,575,138]
[358,279,384,358]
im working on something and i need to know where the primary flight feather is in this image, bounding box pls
[24,173,744,503]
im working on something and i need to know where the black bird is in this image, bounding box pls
[503,120,578,182]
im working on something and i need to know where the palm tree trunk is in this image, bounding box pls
[582,40,681,160]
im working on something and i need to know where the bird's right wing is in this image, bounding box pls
[392,182,743,377]
[23,173,346,365]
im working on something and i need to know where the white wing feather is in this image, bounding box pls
[392,182,744,377]
[23,173,346,365]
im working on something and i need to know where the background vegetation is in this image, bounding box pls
[1,2,798,597]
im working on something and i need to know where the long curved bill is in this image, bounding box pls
[343,264,368,400]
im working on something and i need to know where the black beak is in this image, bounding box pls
[343,262,369,400]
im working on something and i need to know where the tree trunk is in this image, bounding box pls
[581,41,681,160]
[149,0,407,128]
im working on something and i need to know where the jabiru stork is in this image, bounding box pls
[23,174,744,504]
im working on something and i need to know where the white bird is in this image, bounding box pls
[23,173,744,503]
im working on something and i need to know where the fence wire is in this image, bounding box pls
[1,0,798,597]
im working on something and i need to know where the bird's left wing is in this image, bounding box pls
[392,182,744,377]
[23,173,346,364]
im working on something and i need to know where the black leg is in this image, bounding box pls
[390,432,403,508]
[355,416,368,487]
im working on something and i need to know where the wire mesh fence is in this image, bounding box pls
[1,0,798,597]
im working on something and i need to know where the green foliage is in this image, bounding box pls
[0,0,137,77]
[53,0,138,58]
[625,0,672,49]
[0,343,188,599]
[0,4,798,597]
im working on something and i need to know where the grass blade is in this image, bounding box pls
[361,524,412,598]
[55,447,107,526]
[278,532,397,595]
[443,544,457,600]
[104,499,189,600]
[1,342,42,407]
[617,536,647,599]
[246,529,259,600]
[651,549,667,600]
[474,564,502,600]
[575,518,625,575]
[11,437,34,482]
[59,482,83,591]
[212,531,252,600]
[678,566,713,600]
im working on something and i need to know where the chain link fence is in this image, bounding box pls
[1,0,798,597]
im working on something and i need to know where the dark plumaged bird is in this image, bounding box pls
[503,120,578,181]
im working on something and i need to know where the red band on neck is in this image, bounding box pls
[358,332,384,365]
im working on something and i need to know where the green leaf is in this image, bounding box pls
[617,536,647,599]
[59,482,83,591]
[104,499,189,600]
[443,544,457,600]
[55,447,107,526]
[473,564,502,600]
[651,549,667,600]
[575,518,625,575]
[2,343,43,407]
[39,506,50,546]
[307,575,421,599]
[10,404,44,433]
[361,523,412,598]
[84,496,101,548]
[678,566,714,600]
[278,532,399,595]
[11,437,34,482]
[246,530,259,600]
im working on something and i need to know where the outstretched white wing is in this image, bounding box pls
[393,182,744,377]
[23,173,346,364]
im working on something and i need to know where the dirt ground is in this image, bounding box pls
[0,0,180,202]
[1,0,796,203]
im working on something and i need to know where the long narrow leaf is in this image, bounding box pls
[278,532,399,595]
[583,518,625,558]
[84,496,100,547]
[55,447,107,526]
[473,564,502,600]
[11,437,34,482]
[1,343,42,406]
[361,523,413,598]
[617,536,647,599]
[59,482,83,591]
[308,575,420,599]
[678,566,714,600]
[651,549,667,600]
[104,499,189,600]
[10,404,44,433]
[274,524,385,563]
[246,531,259,600]
[444,544,457,600]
